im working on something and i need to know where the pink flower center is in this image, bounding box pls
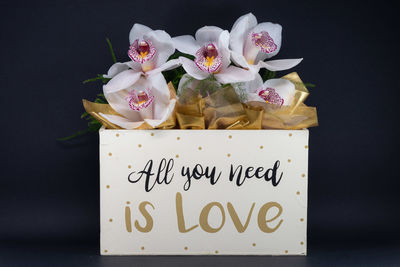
[251,31,277,54]
[194,43,222,73]
[128,39,156,64]
[126,88,154,111]
[257,87,284,106]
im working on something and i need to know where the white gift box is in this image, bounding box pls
[99,128,309,255]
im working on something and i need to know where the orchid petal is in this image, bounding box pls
[218,30,231,70]
[126,61,142,72]
[195,26,224,44]
[243,73,263,94]
[144,99,176,127]
[230,13,257,54]
[214,65,254,84]
[146,59,181,76]
[218,30,230,49]
[172,35,200,55]
[179,56,209,80]
[104,76,151,121]
[99,113,145,130]
[137,103,153,120]
[231,51,250,69]
[145,73,175,126]
[103,69,141,94]
[144,30,175,68]
[251,22,282,61]
[263,78,296,106]
[129,23,152,44]
[247,93,264,102]
[147,73,170,107]
[103,62,130,78]
[102,73,175,128]
[258,58,303,71]
[103,90,143,121]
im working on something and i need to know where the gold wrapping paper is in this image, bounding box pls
[177,86,253,129]
[248,72,318,130]
[176,89,205,129]
[243,105,264,129]
[282,72,310,114]
[176,72,317,130]
[82,82,177,130]
[83,73,317,130]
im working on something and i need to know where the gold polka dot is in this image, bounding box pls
[116,133,119,137]
[184,246,188,250]
[108,152,112,156]
[305,145,309,149]
[260,145,264,149]
[106,185,110,189]
[285,250,288,254]
[104,250,108,253]
[150,133,154,136]
[301,173,306,178]
[288,159,291,163]
[228,135,232,139]
[296,191,300,195]
[215,250,219,254]
[198,146,202,150]
[109,218,113,222]
[176,154,179,158]
[252,243,256,247]
[289,133,292,137]
[300,218,304,222]
[126,201,130,205]
[227,153,231,157]
[141,246,145,250]
[177,137,180,140]
[128,165,131,169]
[138,144,142,148]
[300,241,304,245]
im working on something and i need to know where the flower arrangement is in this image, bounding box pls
[64,13,317,139]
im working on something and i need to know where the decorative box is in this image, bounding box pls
[99,128,309,255]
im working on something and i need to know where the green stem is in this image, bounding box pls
[106,38,117,63]
[57,128,90,141]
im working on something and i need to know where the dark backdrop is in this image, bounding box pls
[1,0,399,265]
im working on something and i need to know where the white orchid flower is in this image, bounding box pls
[230,13,302,73]
[103,23,180,79]
[173,26,254,84]
[245,74,295,107]
[100,73,175,129]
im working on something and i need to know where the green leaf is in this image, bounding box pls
[162,66,186,90]
[261,69,276,82]
[106,38,117,63]
[82,74,111,84]
[303,83,316,88]
[57,128,90,141]
[83,75,103,84]
[80,112,89,119]
[167,51,194,61]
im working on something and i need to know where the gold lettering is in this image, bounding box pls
[125,206,132,233]
[257,202,283,233]
[135,201,155,233]
[199,202,225,233]
[227,202,255,233]
[175,192,198,233]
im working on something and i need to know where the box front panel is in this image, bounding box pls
[100,129,308,255]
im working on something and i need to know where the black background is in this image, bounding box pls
[1,0,399,266]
